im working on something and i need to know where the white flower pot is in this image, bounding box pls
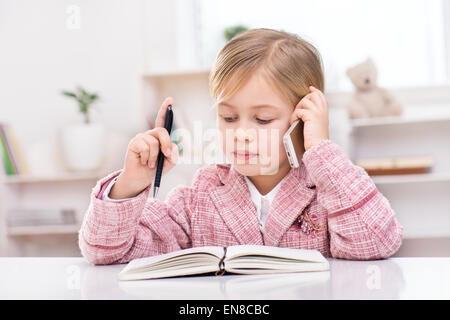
[59,123,106,172]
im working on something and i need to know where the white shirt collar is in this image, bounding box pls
[243,175,287,235]
[243,175,285,205]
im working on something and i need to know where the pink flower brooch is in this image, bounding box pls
[293,207,324,236]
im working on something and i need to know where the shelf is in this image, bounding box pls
[371,172,450,185]
[350,105,450,128]
[402,230,450,240]
[7,224,81,236]
[1,172,103,184]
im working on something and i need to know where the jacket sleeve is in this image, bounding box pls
[302,139,404,260]
[78,169,200,265]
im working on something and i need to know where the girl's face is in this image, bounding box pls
[217,70,294,176]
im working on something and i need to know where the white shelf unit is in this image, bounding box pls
[349,104,450,254]
[2,172,104,184]
[0,172,103,256]
[350,104,450,128]
[8,224,81,236]
[371,172,450,185]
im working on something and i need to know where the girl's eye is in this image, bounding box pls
[221,116,272,124]
[256,118,272,124]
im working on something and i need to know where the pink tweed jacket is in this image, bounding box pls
[78,140,403,264]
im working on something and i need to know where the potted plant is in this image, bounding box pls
[60,86,105,172]
[224,25,249,42]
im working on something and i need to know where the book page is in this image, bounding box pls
[119,265,220,281]
[119,246,224,276]
[224,245,329,274]
[225,263,329,275]
[225,245,327,263]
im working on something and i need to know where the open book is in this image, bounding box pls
[118,245,329,281]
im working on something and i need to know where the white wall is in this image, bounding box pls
[0,0,146,173]
[142,0,203,74]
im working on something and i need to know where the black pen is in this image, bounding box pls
[153,104,173,198]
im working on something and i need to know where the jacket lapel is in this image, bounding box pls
[209,164,264,245]
[208,163,316,247]
[263,162,316,247]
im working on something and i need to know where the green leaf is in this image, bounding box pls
[62,91,77,98]
[224,25,249,41]
[79,102,88,114]
[64,86,100,115]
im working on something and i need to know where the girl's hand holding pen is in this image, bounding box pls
[110,97,179,199]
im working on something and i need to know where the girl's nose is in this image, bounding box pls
[234,127,255,142]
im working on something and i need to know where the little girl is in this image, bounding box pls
[79,28,403,265]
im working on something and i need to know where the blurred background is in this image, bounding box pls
[0,0,450,257]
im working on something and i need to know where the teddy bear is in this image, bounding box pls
[345,58,403,119]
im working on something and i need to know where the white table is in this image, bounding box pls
[0,257,449,299]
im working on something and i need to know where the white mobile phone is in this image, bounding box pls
[282,120,305,168]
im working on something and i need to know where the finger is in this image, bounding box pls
[162,159,175,175]
[310,86,327,108]
[135,134,152,166]
[129,138,150,165]
[306,92,322,109]
[148,127,173,157]
[155,97,174,128]
[289,108,309,126]
[140,134,160,167]
[298,97,317,111]
[161,144,179,175]
[295,93,309,107]
[140,149,150,166]
[166,143,179,165]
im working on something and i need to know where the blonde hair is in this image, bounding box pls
[209,28,324,107]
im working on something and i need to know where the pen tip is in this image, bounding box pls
[153,187,159,198]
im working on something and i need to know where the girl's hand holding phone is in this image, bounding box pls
[110,97,179,199]
[289,86,329,151]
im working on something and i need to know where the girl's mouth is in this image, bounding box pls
[233,151,258,160]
